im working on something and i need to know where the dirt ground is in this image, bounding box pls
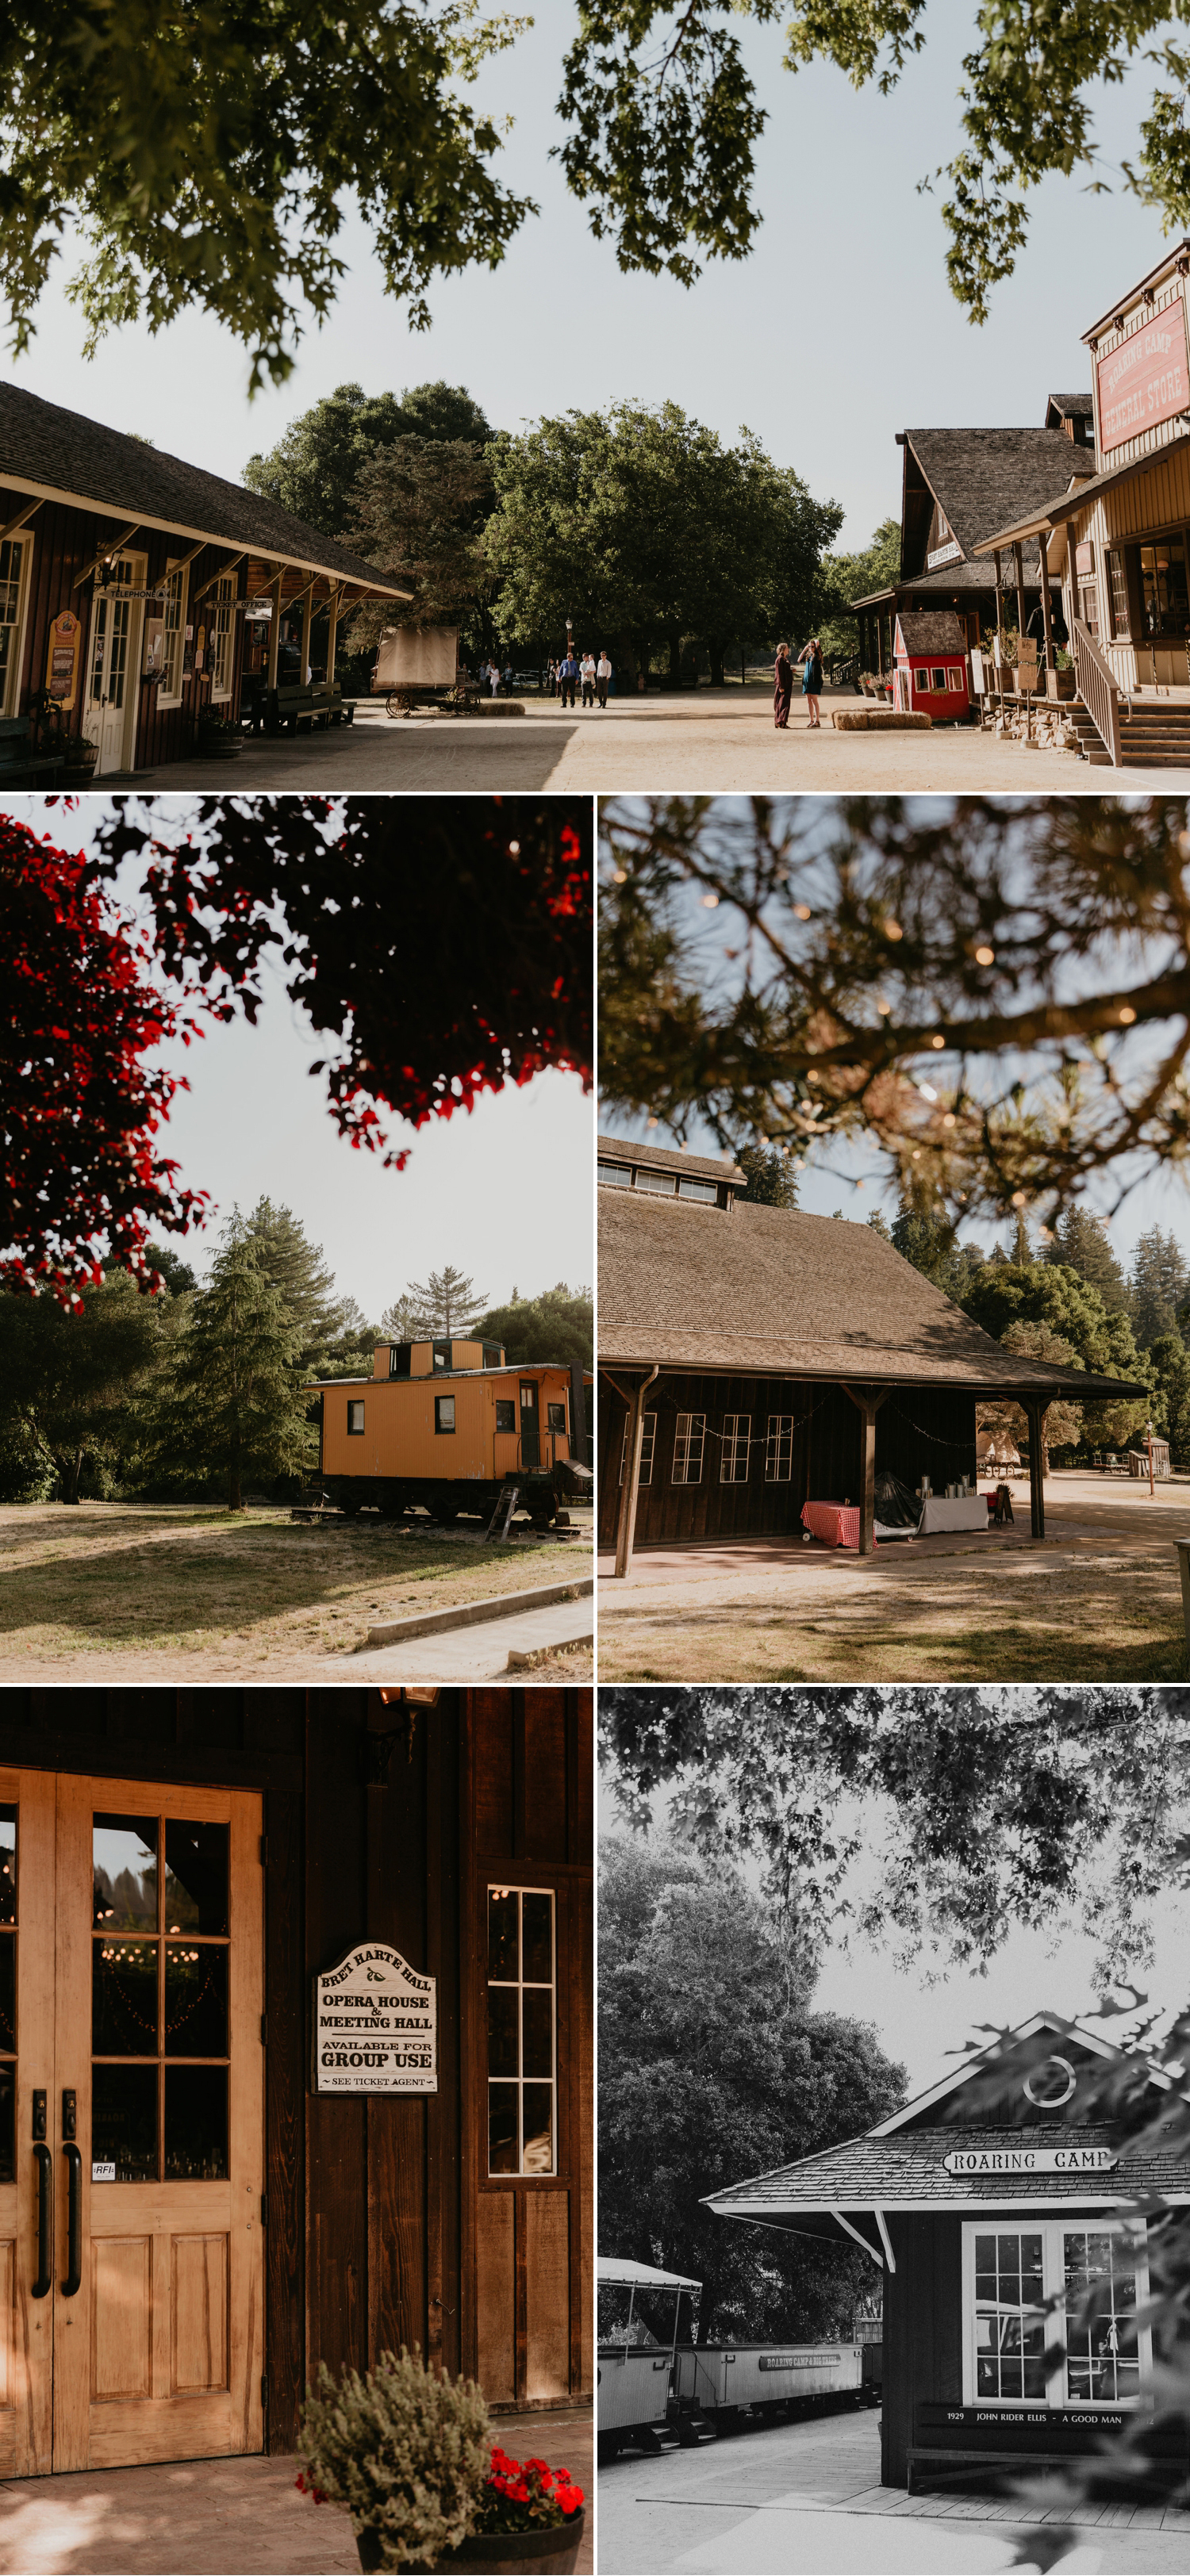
[134,688,1190,792]
[0,1501,593,1685]
[596,1470,1190,1683]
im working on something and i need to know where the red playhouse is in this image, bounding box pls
[892,609,972,723]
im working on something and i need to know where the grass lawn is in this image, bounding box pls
[0,1501,593,1675]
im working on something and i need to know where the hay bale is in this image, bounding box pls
[831,707,933,732]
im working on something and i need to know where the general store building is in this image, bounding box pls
[0,381,409,776]
[597,1137,1145,1570]
[708,2011,1189,2494]
[0,1685,592,2479]
[851,404,1097,678]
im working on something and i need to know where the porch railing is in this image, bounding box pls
[1072,615,1123,766]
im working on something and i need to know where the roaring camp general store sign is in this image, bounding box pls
[313,1942,437,2094]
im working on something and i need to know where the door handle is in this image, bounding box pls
[61,2117,82,2299]
[33,2145,52,2298]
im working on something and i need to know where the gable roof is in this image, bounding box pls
[870,2011,1165,2135]
[896,611,967,654]
[974,431,1190,555]
[903,428,1097,568]
[0,379,410,596]
[597,1190,1147,1400]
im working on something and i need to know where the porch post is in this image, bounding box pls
[993,548,1004,634]
[612,1367,658,1579]
[843,1385,889,1556]
[1038,531,1054,671]
[1025,1398,1046,1539]
[300,588,314,684]
[326,590,340,688]
[1013,541,1027,642]
[266,572,283,690]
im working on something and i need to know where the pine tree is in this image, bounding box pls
[1011,1210,1032,1267]
[1130,1228,1190,1349]
[380,1265,488,1340]
[1044,1207,1130,1314]
[164,1229,314,1508]
[866,1211,892,1241]
[736,1145,800,1209]
[240,1197,349,1371]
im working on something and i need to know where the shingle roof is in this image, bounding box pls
[904,428,1097,566]
[0,380,408,594]
[598,1134,742,1185]
[707,2126,1190,2217]
[975,432,1190,554]
[597,1193,1148,1399]
[896,611,967,653]
[1048,395,1095,418]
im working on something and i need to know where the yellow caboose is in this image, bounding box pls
[305,1336,593,1528]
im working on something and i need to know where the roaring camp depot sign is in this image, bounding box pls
[942,2146,1118,2176]
[313,1942,437,2094]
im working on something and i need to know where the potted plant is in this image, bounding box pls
[296,2345,586,2573]
[196,706,241,758]
[64,730,99,777]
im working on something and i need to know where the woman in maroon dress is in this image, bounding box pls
[774,644,793,728]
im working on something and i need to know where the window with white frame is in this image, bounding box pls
[962,2221,1148,2409]
[486,1885,556,2177]
[720,1414,750,1482]
[672,1413,705,1484]
[210,573,236,699]
[0,539,28,716]
[619,1414,655,1485]
[766,1416,794,1482]
[159,561,188,703]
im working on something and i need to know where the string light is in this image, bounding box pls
[701,894,719,909]
[974,945,995,965]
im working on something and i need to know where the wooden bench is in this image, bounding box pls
[0,716,65,785]
[267,682,353,734]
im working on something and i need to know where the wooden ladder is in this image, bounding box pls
[484,1482,520,1542]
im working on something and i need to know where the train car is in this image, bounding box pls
[371,625,460,705]
[597,2258,701,2461]
[305,1339,593,1528]
[674,2340,871,2429]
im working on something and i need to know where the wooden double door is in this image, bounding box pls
[0,1770,263,2474]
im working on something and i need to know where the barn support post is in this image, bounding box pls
[993,548,1004,635]
[843,1384,890,1555]
[1013,540,1027,642]
[1025,1398,1046,1539]
[612,1366,659,1578]
[1038,530,1055,671]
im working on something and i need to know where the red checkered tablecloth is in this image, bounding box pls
[801,1501,866,1550]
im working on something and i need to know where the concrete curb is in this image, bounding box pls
[507,1631,595,1670]
[366,1575,593,1647]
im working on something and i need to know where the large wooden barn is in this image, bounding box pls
[0,1685,591,2477]
[0,380,409,776]
[707,2011,1190,2494]
[597,1136,1146,1571]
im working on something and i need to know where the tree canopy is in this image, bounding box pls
[599,795,1190,1228]
[599,1834,904,2340]
[818,517,901,661]
[484,404,841,677]
[381,1266,489,1340]
[243,381,493,537]
[345,438,494,645]
[478,1284,593,1370]
[159,1225,314,1508]
[0,1272,171,1504]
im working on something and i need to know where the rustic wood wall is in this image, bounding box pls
[881,2213,962,2486]
[597,1374,977,1547]
[14,506,248,761]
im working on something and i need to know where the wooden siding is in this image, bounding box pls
[13,505,248,764]
[597,1372,977,1549]
[320,1367,577,1484]
[881,2213,962,2487]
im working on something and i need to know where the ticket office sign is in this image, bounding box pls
[313,1942,437,2093]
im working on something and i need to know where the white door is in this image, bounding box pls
[88,555,145,776]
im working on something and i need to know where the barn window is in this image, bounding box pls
[931,667,946,691]
[347,1401,365,1435]
[486,1885,556,2178]
[635,1167,678,1195]
[671,1414,705,1484]
[435,1395,455,1434]
[766,1416,794,1482]
[720,1415,750,1482]
[947,665,964,688]
[619,1415,655,1485]
[677,1177,717,1201]
[963,2222,1148,2409]
[495,1400,516,1433]
[597,1160,631,1187]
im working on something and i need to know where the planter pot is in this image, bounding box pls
[358,2510,585,2574]
[64,754,98,779]
[1046,667,1076,699]
[197,734,241,759]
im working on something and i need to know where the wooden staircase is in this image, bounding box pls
[1073,697,1190,768]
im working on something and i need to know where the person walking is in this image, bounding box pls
[489,660,501,698]
[558,647,579,709]
[797,636,824,728]
[774,643,793,729]
[596,648,612,708]
[547,657,559,698]
[581,650,597,708]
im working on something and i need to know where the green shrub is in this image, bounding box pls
[297,2344,490,2570]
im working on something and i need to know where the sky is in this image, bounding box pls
[14,794,593,1321]
[7,12,1177,553]
[597,795,1190,1277]
[597,1773,1188,2099]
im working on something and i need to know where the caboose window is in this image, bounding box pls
[962,2221,1148,2409]
[547,1401,567,1433]
[435,1396,455,1434]
[486,1885,556,2178]
[432,1340,451,1371]
[495,1400,516,1434]
[347,1401,365,1436]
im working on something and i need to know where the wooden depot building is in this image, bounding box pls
[0,1684,591,2478]
[707,2011,1189,2494]
[0,379,410,777]
[597,1136,1146,1571]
